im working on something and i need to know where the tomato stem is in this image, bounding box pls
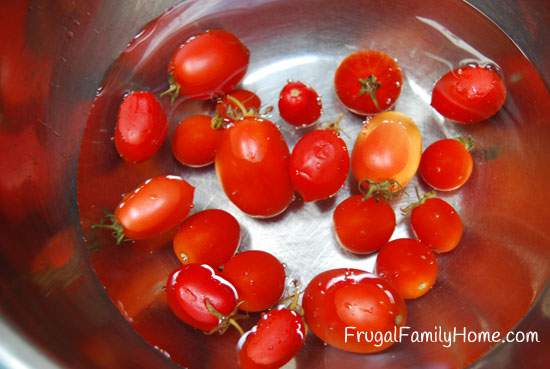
[211,114,225,129]
[205,299,245,336]
[358,75,381,111]
[91,212,127,245]
[324,113,345,134]
[456,136,475,151]
[359,179,402,201]
[226,94,252,118]
[160,74,180,104]
[400,188,436,214]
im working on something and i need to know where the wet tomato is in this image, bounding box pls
[166,264,239,333]
[171,114,224,167]
[173,209,240,267]
[334,50,403,115]
[352,111,421,189]
[164,29,249,100]
[278,81,322,127]
[215,117,294,218]
[431,64,506,124]
[419,138,474,191]
[333,195,395,254]
[215,89,261,124]
[376,238,437,299]
[289,128,349,202]
[221,250,286,312]
[238,308,305,369]
[303,268,407,353]
[114,91,168,163]
[93,175,194,243]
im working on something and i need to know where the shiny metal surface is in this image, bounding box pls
[0,1,549,369]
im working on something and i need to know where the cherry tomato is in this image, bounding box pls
[289,129,349,202]
[333,195,395,254]
[419,138,474,191]
[221,250,285,312]
[215,89,261,124]
[114,91,168,163]
[334,50,403,115]
[165,29,249,100]
[278,81,322,127]
[376,238,437,299]
[410,196,463,253]
[173,209,240,267]
[238,308,305,369]
[171,114,224,167]
[352,111,421,189]
[166,264,239,333]
[303,268,407,353]
[215,117,294,218]
[94,175,194,242]
[431,65,506,124]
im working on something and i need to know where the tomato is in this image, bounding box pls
[166,264,239,333]
[376,238,437,299]
[221,250,285,312]
[238,308,305,369]
[164,29,249,100]
[334,50,403,115]
[215,89,261,124]
[410,196,463,253]
[93,176,194,242]
[114,91,168,163]
[419,138,474,191]
[173,209,240,267]
[333,195,395,254]
[352,111,421,189]
[31,228,76,273]
[171,114,224,167]
[431,64,507,124]
[289,128,349,202]
[278,81,322,127]
[303,268,407,353]
[215,117,294,218]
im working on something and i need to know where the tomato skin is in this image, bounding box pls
[352,111,421,188]
[114,91,168,163]
[289,129,349,202]
[411,198,463,253]
[215,117,294,218]
[216,89,261,123]
[376,238,437,300]
[303,268,407,353]
[334,50,403,115]
[115,176,194,240]
[278,81,322,127]
[171,115,223,167]
[221,250,285,312]
[166,264,239,332]
[333,195,395,254]
[173,209,240,267]
[431,65,506,124]
[238,308,305,369]
[419,139,473,191]
[169,30,249,100]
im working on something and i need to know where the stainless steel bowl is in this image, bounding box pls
[1,1,549,368]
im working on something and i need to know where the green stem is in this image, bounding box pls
[456,136,475,151]
[226,94,250,117]
[358,75,381,111]
[359,179,403,201]
[400,188,436,214]
[91,212,127,245]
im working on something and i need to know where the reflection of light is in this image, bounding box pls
[243,55,320,85]
[407,78,432,106]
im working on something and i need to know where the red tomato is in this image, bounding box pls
[419,138,474,191]
[31,228,76,273]
[352,111,421,189]
[215,117,294,218]
[333,195,395,254]
[278,81,322,127]
[94,176,194,242]
[215,89,261,124]
[410,197,463,253]
[431,65,507,124]
[238,308,305,369]
[165,29,249,100]
[166,264,239,333]
[173,209,240,267]
[376,238,437,299]
[289,129,349,202]
[114,91,168,163]
[303,268,407,353]
[171,114,224,167]
[221,250,285,312]
[334,50,403,115]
